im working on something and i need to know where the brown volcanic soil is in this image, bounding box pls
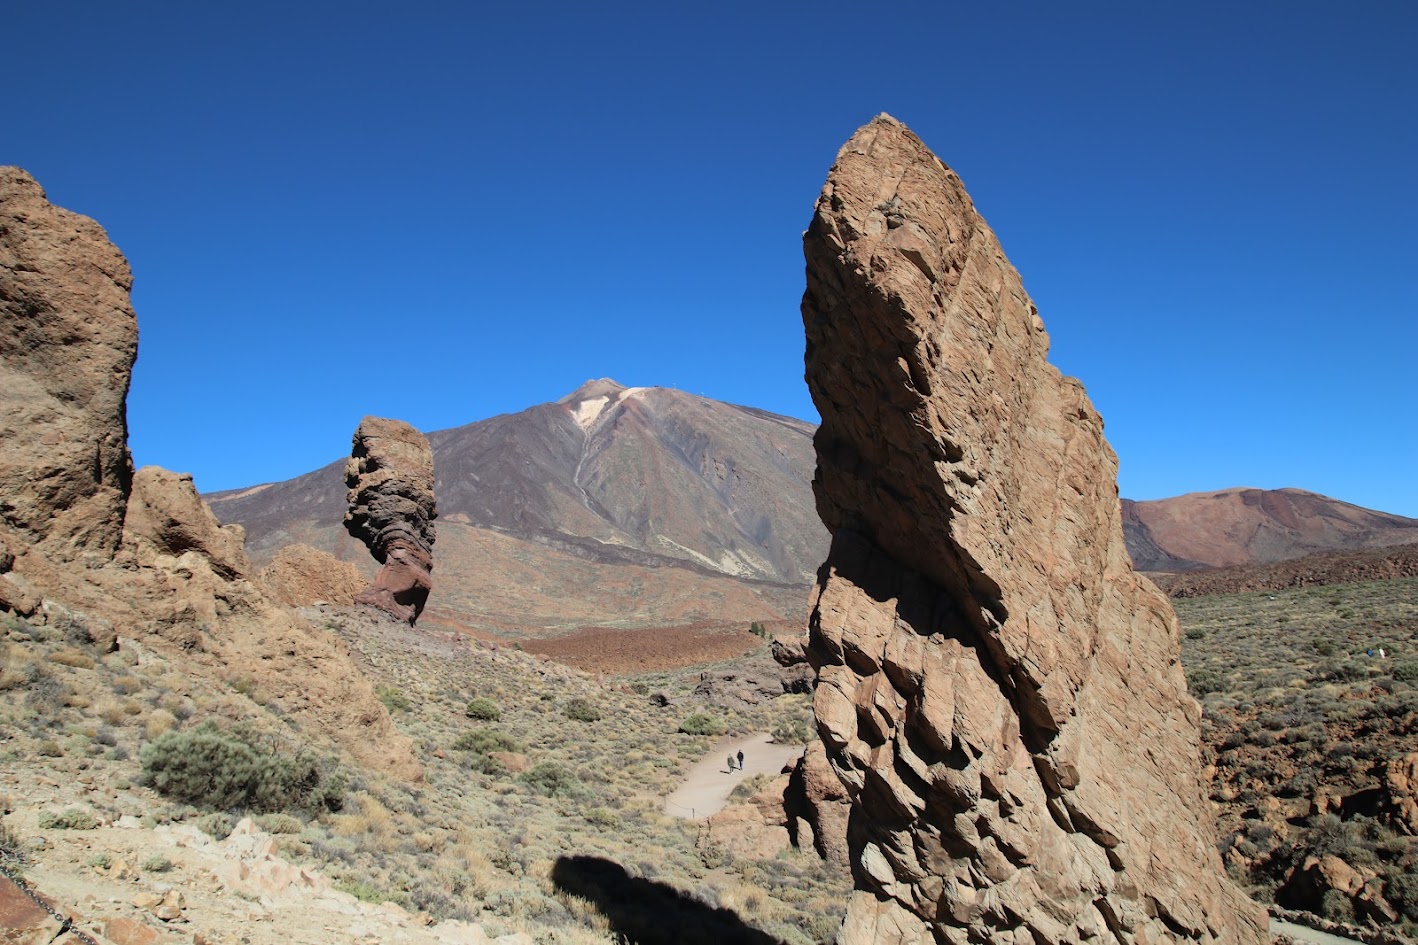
[1150,542,1418,599]
[1124,488,1418,571]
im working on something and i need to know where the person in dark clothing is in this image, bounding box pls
[737,749,744,769]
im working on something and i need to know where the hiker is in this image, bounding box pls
[1380,647,1387,659]
[737,749,745,769]
[727,755,736,772]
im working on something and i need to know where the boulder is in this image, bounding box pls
[786,741,851,869]
[801,116,1265,944]
[1380,751,1418,835]
[344,417,437,624]
[259,543,366,608]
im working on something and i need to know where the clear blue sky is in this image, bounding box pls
[7,2,1415,516]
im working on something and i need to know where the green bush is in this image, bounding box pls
[678,713,725,736]
[37,808,99,830]
[376,685,411,713]
[564,698,601,722]
[465,697,501,721]
[139,721,345,815]
[452,728,520,754]
[1392,660,1418,682]
[771,718,812,744]
[519,761,586,798]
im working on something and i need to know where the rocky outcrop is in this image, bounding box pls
[344,418,437,624]
[1380,752,1418,836]
[0,167,419,781]
[259,543,366,608]
[801,117,1265,944]
[0,168,137,565]
[787,742,851,869]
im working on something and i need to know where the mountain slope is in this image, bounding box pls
[207,381,827,633]
[209,385,1418,633]
[1122,487,1418,571]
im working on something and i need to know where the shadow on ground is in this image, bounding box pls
[550,855,782,945]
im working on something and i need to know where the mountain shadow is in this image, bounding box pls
[549,855,783,945]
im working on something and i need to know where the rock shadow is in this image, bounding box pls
[549,855,781,945]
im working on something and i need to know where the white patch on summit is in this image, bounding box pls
[572,396,610,430]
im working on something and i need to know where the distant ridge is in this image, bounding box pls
[1122,487,1418,572]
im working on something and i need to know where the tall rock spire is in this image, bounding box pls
[802,115,1266,944]
[344,416,437,624]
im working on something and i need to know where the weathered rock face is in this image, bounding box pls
[344,417,437,624]
[0,168,137,564]
[802,117,1265,944]
[0,167,419,781]
[259,542,367,608]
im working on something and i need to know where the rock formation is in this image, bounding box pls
[259,542,367,608]
[801,117,1265,944]
[0,167,137,565]
[0,167,418,780]
[344,417,437,624]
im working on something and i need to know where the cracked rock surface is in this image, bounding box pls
[802,115,1266,945]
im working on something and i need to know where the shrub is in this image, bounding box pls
[465,697,501,721]
[37,808,99,830]
[140,721,345,814]
[564,698,601,722]
[1393,660,1418,682]
[678,713,725,736]
[452,728,520,754]
[519,762,586,798]
[771,718,812,744]
[194,812,235,840]
[1187,669,1224,697]
[0,817,26,866]
[141,853,173,872]
[376,685,411,713]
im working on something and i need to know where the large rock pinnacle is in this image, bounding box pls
[0,168,137,564]
[344,417,437,624]
[802,116,1266,944]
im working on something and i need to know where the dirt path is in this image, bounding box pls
[663,732,803,819]
[1270,917,1368,945]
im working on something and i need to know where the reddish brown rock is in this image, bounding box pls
[700,773,794,862]
[344,417,437,624]
[1380,751,1418,836]
[787,741,851,869]
[0,873,64,944]
[0,168,137,565]
[802,116,1265,944]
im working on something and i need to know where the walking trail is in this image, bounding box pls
[1270,918,1367,945]
[663,731,803,819]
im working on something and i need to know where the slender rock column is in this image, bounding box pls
[802,115,1266,945]
[345,417,437,624]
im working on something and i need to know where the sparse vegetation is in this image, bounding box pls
[678,713,725,736]
[0,816,26,867]
[464,696,502,721]
[564,697,601,722]
[140,720,346,815]
[1178,576,1418,931]
[37,807,99,830]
